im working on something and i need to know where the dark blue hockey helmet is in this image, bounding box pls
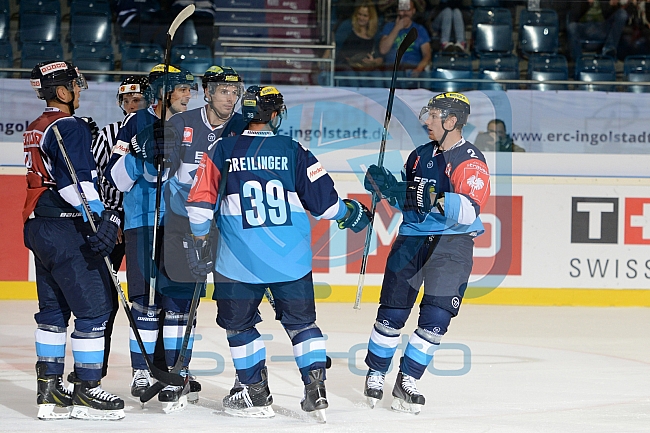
[241,85,286,123]
[146,64,198,102]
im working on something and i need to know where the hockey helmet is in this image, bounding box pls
[241,85,286,123]
[419,92,470,128]
[117,75,149,103]
[146,64,198,101]
[30,60,88,101]
[202,66,243,88]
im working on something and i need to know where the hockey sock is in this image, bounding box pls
[401,304,452,379]
[285,323,327,385]
[130,299,160,370]
[227,327,266,385]
[71,313,110,381]
[365,306,410,372]
[35,325,67,376]
[162,297,194,368]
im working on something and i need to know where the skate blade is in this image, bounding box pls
[224,405,275,418]
[390,398,422,415]
[366,396,379,409]
[187,391,199,404]
[70,405,125,420]
[37,404,72,420]
[162,395,188,414]
[310,408,326,423]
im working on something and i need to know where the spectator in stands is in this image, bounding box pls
[566,0,629,60]
[430,0,467,52]
[474,119,526,152]
[337,1,384,71]
[378,0,432,76]
[377,0,427,22]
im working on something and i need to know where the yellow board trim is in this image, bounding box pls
[2,281,650,306]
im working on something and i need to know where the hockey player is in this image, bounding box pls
[89,75,150,379]
[104,64,198,412]
[361,92,490,414]
[24,60,124,420]
[184,86,371,421]
[162,66,248,401]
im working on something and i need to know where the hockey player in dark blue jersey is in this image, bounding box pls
[104,64,200,412]
[185,86,371,422]
[361,92,491,414]
[24,61,124,420]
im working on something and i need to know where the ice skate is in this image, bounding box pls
[364,369,385,409]
[71,379,125,420]
[130,369,153,397]
[390,371,425,415]
[222,368,274,418]
[300,369,327,423]
[186,369,201,404]
[36,363,73,420]
[229,373,243,396]
[158,373,190,414]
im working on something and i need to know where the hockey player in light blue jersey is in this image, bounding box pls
[185,86,371,422]
[104,64,200,412]
[361,92,491,414]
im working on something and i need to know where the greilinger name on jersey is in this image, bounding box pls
[226,155,289,172]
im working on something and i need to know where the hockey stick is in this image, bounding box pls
[353,27,418,310]
[140,160,231,404]
[51,125,185,387]
[149,4,196,306]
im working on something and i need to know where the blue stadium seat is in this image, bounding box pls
[73,44,114,82]
[172,44,213,75]
[519,9,559,56]
[527,54,568,91]
[575,55,616,92]
[21,41,64,70]
[427,53,473,92]
[624,55,650,93]
[20,0,61,14]
[0,10,8,41]
[0,39,12,77]
[70,0,111,15]
[121,43,164,73]
[19,12,61,43]
[478,53,519,90]
[473,8,513,56]
[70,12,112,46]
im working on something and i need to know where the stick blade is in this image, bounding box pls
[168,4,195,39]
[396,27,418,64]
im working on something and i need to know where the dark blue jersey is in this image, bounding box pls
[186,130,347,284]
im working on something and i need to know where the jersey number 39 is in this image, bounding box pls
[241,180,292,228]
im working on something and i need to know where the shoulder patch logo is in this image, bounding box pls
[307,161,327,183]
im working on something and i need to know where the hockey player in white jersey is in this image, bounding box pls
[185,86,372,422]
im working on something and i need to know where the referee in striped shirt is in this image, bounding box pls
[90,75,150,378]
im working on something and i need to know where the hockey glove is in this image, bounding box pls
[152,119,179,164]
[183,234,213,281]
[129,130,153,164]
[387,180,437,214]
[363,165,397,196]
[81,116,99,142]
[87,210,121,256]
[337,199,371,233]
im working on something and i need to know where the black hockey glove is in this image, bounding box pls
[337,198,371,233]
[87,210,121,256]
[363,165,397,196]
[183,234,213,281]
[81,116,99,142]
[387,180,437,214]
[152,119,179,164]
[129,130,153,164]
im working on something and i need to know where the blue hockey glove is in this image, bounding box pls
[387,180,437,214]
[337,199,371,233]
[183,234,213,281]
[363,165,397,196]
[87,210,121,256]
[129,120,178,165]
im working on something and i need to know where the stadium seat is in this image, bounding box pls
[473,8,513,56]
[478,53,519,90]
[221,58,262,85]
[70,12,112,46]
[575,55,616,92]
[0,10,8,41]
[172,44,213,75]
[70,0,111,15]
[519,9,559,56]
[19,11,61,44]
[472,0,500,7]
[624,55,650,93]
[21,41,64,70]
[527,53,568,91]
[20,0,61,14]
[121,43,164,73]
[72,44,114,83]
[427,52,474,92]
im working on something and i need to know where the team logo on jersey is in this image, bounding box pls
[307,161,327,182]
[445,163,452,177]
[427,160,434,169]
[451,297,460,308]
[183,127,193,144]
[467,173,486,195]
[207,132,216,142]
[412,156,420,171]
